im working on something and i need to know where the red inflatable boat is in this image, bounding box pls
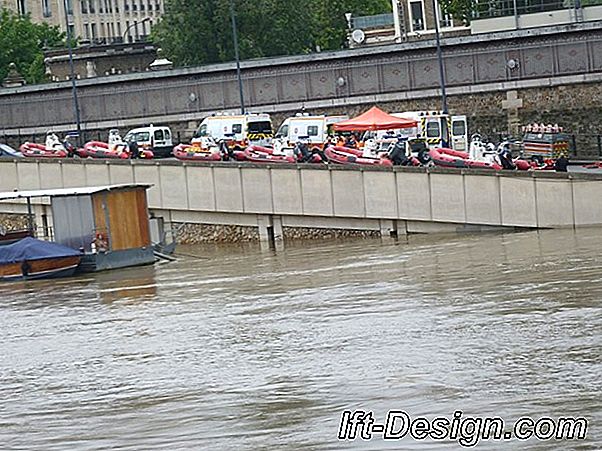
[325,146,393,167]
[19,142,67,158]
[244,145,296,163]
[173,144,221,161]
[429,147,502,170]
[78,141,130,159]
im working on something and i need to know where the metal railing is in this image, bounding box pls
[472,0,587,19]
[351,13,395,30]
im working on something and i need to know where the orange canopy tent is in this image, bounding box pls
[332,106,417,132]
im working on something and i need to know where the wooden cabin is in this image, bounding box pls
[0,184,155,272]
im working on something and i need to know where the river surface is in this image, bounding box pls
[1,229,600,450]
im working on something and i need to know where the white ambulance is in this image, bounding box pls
[365,111,468,151]
[275,114,348,151]
[193,113,273,149]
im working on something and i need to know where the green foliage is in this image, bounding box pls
[152,0,392,67]
[0,9,65,84]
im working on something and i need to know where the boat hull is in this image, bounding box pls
[173,144,222,161]
[19,143,67,158]
[325,146,392,167]
[0,256,80,281]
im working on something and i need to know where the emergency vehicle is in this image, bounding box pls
[275,114,348,150]
[193,113,273,149]
[521,123,572,161]
[364,111,469,151]
[124,124,174,157]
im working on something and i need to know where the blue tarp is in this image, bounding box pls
[0,237,81,265]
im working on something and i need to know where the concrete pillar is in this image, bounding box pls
[379,219,396,241]
[272,215,284,242]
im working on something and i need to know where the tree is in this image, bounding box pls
[152,0,392,67]
[0,9,65,84]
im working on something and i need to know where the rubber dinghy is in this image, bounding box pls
[324,146,392,167]
[243,145,296,163]
[78,141,144,159]
[19,142,67,158]
[173,144,222,161]
[429,147,502,170]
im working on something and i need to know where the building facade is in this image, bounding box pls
[0,0,163,43]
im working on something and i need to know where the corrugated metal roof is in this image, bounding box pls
[0,184,152,201]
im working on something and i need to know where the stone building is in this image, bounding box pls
[0,0,163,43]
[43,41,158,80]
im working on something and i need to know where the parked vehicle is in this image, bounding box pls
[520,123,572,162]
[124,125,174,158]
[364,111,468,152]
[275,114,348,151]
[194,113,274,150]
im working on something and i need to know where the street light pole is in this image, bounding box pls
[432,0,448,114]
[62,0,82,145]
[122,17,150,42]
[230,0,245,114]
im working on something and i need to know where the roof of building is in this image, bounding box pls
[0,184,151,201]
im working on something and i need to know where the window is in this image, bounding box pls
[195,124,208,137]
[276,124,289,138]
[438,5,453,28]
[124,0,129,11]
[89,0,95,13]
[17,0,26,15]
[147,0,152,10]
[452,120,466,136]
[140,0,144,10]
[101,22,105,37]
[80,0,87,13]
[84,23,90,39]
[66,0,73,14]
[409,0,424,32]
[116,22,121,36]
[132,0,137,10]
[426,121,440,138]
[247,121,272,134]
[91,23,97,39]
[164,129,171,141]
[307,125,319,136]
[153,130,164,141]
[42,0,51,17]
[98,0,102,12]
[232,124,242,134]
[155,0,160,11]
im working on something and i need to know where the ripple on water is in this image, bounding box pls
[0,229,601,450]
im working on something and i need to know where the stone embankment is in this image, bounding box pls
[175,223,381,244]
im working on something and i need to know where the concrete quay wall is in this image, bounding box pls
[1,159,601,241]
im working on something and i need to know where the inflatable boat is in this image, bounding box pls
[173,144,221,161]
[324,146,393,167]
[78,141,129,159]
[19,142,68,158]
[429,147,502,170]
[243,145,296,164]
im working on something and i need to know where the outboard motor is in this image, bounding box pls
[294,136,313,163]
[554,155,569,172]
[388,137,410,166]
[496,141,516,170]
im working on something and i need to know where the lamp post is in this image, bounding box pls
[62,0,82,145]
[230,0,245,114]
[432,0,448,114]
[122,17,151,42]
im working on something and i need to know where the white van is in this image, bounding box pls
[124,125,174,157]
[275,114,348,150]
[193,113,273,149]
[365,111,468,151]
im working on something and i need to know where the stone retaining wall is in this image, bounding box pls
[175,222,382,244]
[0,213,29,232]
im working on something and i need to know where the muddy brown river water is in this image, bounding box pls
[0,229,600,450]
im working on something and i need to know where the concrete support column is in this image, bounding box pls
[379,219,396,240]
[272,215,284,242]
[257,215,274,249]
